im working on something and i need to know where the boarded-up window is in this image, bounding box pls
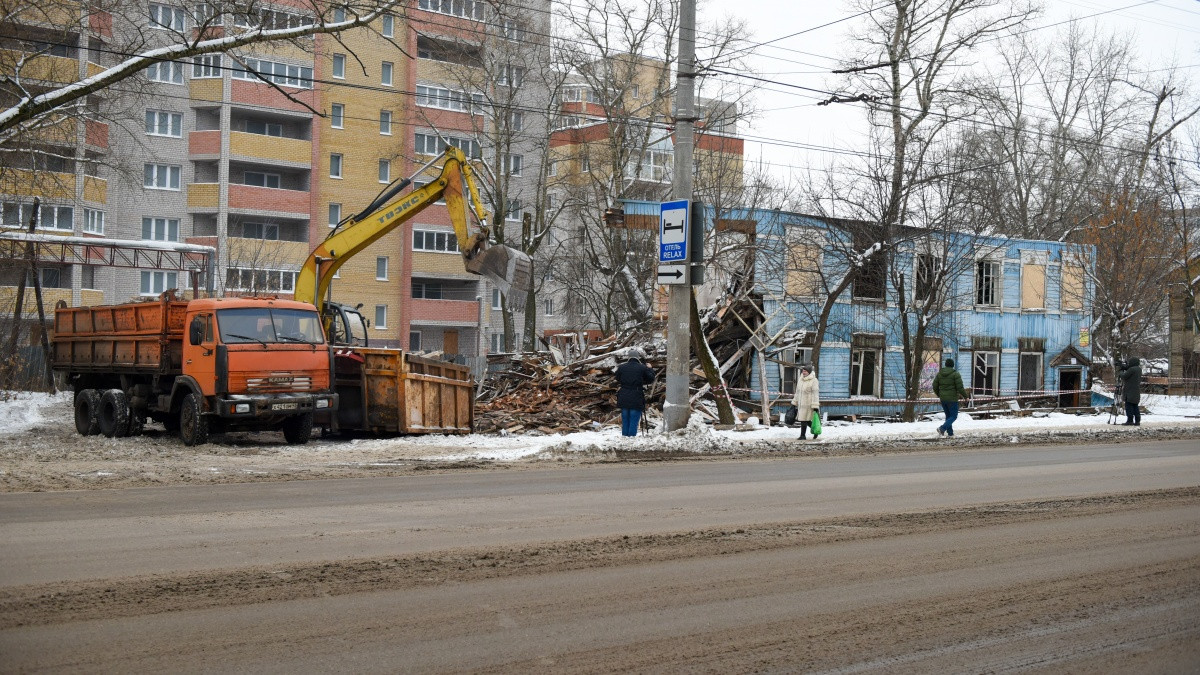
[1062,265,1084,311]
[786,243,822,297]
[1021,263,1046,309]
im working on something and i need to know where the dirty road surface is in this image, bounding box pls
[1,439,1197,672]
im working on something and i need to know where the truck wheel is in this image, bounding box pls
[179,393,210,446]
[98,389,131,438]
[281,412,313,445]
[74,389,101,436]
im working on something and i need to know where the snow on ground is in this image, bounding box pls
[5,390,1197,464]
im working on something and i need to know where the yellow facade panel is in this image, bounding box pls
[229,238,309,268]
[0,169,75,201]
[189,78,223,102]
[230,131,312,165]
[187,183,220,209]
[82,176,107,204]
[411,251,470,276]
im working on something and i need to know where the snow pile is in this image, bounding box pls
[0,391,67,434]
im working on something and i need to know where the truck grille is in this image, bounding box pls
[243,375,313,392]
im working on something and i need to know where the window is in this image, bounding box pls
[140,270,178,296]
[328,203,341,228]
[417,0,485,20]
[548,160,557,177]
[852,242,886,300]
[411,282,442,299]
[81,265,97,289]
[194,3,222,25]
[632,84,640,99]
[374,305,387,329]
[786,243,822,297]
[972,351,999,396]
[246,119,282,136]
[381,61,393,86]
[778,347,814,396]
[235,6,313,29]
[1062,264,1084,311]
[192,54,221,78]
[330,103,344,128]
[503,153,523,176]
[376,256,388,280]
[145,110,183,137]
[378,159,390,183]
[497,64,524,88]
[381,13,394,36]
[851,348,879,397]
[976,259,1000,306]
[332,53,346,78]
[914,253,941,303]
[580,154,590,172]
[23,205,74,231]
[225,267,297,293]
[241,222,279,240]
[379,110,392,135]
[505,199,522,221]
[544,298,555,316]
[244,171,281,188]
[506,111,523,131]
[83,208,104,234]
[490,332,502,353]
[501,18,525,40]
[416,85,484,113]
[1019,352,1043,394]
[330,153,343,178]
[149,3,186,30]
[1021,254,1046,310]
[332,6,346,22]
[146,60,184,84]
[492,288,501,309]
[1,202,33,227]
[142,217,180,241]
[144,163,181,190]
[409,331,422,350]
[231,58,313,89]
[414,132,480,158]
[413,229,459,252]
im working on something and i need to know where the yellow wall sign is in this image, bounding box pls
[1079,327,1090,348]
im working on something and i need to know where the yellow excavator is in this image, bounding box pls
[293,146,533,346]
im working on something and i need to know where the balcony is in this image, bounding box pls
[409,297,480,324]
[229,184,310,215]
[189,130,220,157]
[1,51,79,85]
[230,131,311,166]
[187,183,219,210]
[85,120,108,150]
[0,169,107,204]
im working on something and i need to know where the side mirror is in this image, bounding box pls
[189,317,204,346]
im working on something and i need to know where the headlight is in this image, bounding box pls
[233,403,250,413]
[316,398,329,409]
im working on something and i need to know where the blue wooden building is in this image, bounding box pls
[623,201,1096,418]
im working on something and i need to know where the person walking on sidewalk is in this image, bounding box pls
[792,364,821,440]
[615,348,655,437]
[1120,357,1142,426]
[932,358,968,437]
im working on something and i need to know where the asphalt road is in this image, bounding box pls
[1,438,1198,672]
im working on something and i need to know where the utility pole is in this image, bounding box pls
[664,0,696,432]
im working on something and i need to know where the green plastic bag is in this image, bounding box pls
[811,409,822,435]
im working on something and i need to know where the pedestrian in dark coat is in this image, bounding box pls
[1120,357,1142,426]
[616,348,655,437]
[932,358,968,437]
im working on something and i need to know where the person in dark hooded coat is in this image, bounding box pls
[615,348,655,436]
[1120,357,1142,426]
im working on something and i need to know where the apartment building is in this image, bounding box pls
[2,0,551,366]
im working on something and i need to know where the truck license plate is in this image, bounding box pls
[272,402,298,411]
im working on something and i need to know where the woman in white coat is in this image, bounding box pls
[791,364,821,440]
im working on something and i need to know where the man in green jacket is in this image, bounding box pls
[932,358,969,437]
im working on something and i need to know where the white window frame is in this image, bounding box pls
[417,0,485,20]
[378,159,390,183]
[503,153,523,176]
[145,110,183,137]
[332,53,346,79]
[241,222,279,240]
[328,203,342,228]
[244,171,281,189]
[544,297,555,316]
[142,216,180,242]
[374,305,387,329]
[505,200,522,222]
[379,110,392,135]
[246,119,283,137]
[976,259,1001,307]
[330,103,344,129]
[149,3,186,30]
[492,288,502,309]
[973,351,1000,396]
[850,348,881,397]
[83,208,105,234]
[381,61,393,86]
[192,54,222,78]
[146,60,184,84]
[140,270,179,297]
[381,13,394,37]
[34,205,73,231]
[376,256,388,280]
[226,267,298,293]
[144,163,182,190]
[412,228,460,253]
[330,153,343,179]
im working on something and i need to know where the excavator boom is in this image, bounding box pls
[294,147,532,326]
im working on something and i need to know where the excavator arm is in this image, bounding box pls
[294,147,533,327]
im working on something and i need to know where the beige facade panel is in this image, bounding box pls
[411,251,474,277]
[187,183,220,209]
[3,52,78,84]
[82,176,107,204]
[189,78,223,102]
[229,131,312,166]
[0,169,76,202]
[1062,264,1084,311]
[0,287,71,318]
[229,238,309,268]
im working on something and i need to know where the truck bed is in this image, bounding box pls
[51,297,188,373]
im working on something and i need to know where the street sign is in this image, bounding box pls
[659,199,689,263]
[657,264,687,285]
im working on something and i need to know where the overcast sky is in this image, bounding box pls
[696,0,1200,179]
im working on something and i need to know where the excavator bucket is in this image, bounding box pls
[466,244,533,312]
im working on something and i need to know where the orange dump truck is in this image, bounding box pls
[51,292,337,446]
